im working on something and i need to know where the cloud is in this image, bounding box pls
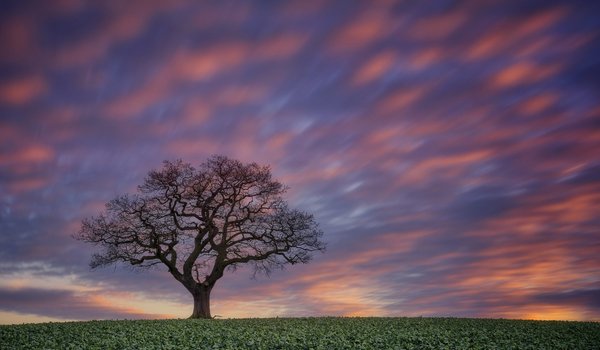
[0,75,46,105]
[0,287,173,321]
[0,126,56,194]
[446,185,518,223]
[327,5,396,53]
[489,61,562,89]
[462,6,567,62]
[563,163,600,185]
[534,289,600,311]
[376,86,430,115]
[408,11,466,41]
[351,51,397,86]
[518,92,559,115]
[0,15,35,64]
[0,0,599,323]
[49,2,180,67]
[399,150,492,186]
[256,33,309,60]
[170,42,250,82]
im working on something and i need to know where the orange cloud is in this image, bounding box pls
[178,98,212,126]
[464,7,567,62]
[0,142,55,169]
[53,2,180,67]
[0,124,55,194]
[0,16,35,63]
[523,191,600,227]
[172,42,249,81]
[465,30,505,61]
[518,92,558,115]
[105,81,166,118]
[86,292,178,319]
[0,287,175,323]
[18,145,54,164]
[400,150,491,185]
[7,178,49,193]
[408,12,466,41]
[0,75,46,105]
[104,36,274,119]
[105,42,259,119]
[430,174,599,320]
[409,47,443,70]
[352,51,397,85]
[214,84,270,106]
[513,7,566,38]
[256,33,309,60]
[354,125,424,174]
[260,230,432,317]
[265,132,293,156]
[453,242,578,292]
[489,61,561,89]
[155,114,298,178]
[514,306,590,321]
[328,10,392,52]
[377,86,429,114]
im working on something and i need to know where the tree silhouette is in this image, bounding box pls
[75,155,325,319]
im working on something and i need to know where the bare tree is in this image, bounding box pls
[75,155,325,319]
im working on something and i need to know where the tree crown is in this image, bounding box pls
[76,155,325,286]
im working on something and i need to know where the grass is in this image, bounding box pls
[1,317,599,349]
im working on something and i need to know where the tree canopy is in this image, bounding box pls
[76,155,325,318]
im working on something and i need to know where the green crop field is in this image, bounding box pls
[1,317,599,349]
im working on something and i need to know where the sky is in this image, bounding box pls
[0,0,599,324]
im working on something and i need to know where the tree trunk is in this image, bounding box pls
[189,284,212,319]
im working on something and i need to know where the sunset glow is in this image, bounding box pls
[0,0,599,324]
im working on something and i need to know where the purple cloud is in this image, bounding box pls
[0,0,599,323]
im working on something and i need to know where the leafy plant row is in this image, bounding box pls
[1,317,599,349]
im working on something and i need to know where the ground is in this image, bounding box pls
[1,317,599,349]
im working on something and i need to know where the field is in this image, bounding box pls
[1,317,599,349]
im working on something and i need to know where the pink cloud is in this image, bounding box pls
[408,12,466,41]
[0,287,173,322]
[518,92,559,115]
[408,47,443,71]
[171,42,249,81]
[52,2,182,67]
[328,8,395,53]
[351,51,397,86]
[0,75,46,105]
[489,61,562,89]
[256,33,310,60]
[376,86,430,115]
[463,7,567,62]
[0,16,35,64]
[0,125,56,194]
[1,0,599,323]
[398,150,492,186]
[105,81,167,119]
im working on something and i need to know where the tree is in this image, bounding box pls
[75,155,325,319]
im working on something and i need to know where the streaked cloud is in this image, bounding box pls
[0,75,46,105]
[0,0,598,324]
